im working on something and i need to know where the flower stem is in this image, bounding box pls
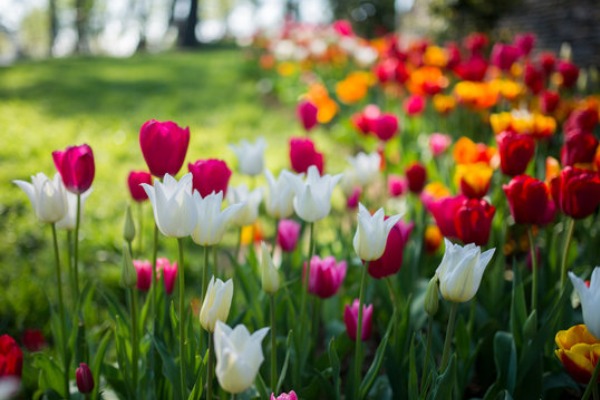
[137,202,144,256]
[177,237,187,398]
[129,287,139,397]
[207,333,214,400]
[440,302,459,372]
[354,264,368,399]
[560,218,576,292]
[421,316,434,394]
[270,294,277,390]
[582,358,600,400]
[299,223,315,322]
[528,227,539,315]
[73,193,81,304]
[201,245,210,302]
[51,223,70,399]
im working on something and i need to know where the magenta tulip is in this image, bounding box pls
[297,100,318,132]
[277,219,301,253]
[344,299,373,341]
[139,119,190,178]
[76,363,94,394]
[127,171,152,202]
[368,220,413,279]
[188,159,232,197]
[305,255,347,299]
[52,144,95,194]
[133,260,152,292]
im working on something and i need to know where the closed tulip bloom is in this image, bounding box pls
[52,144,95,194]
[157,258,178,295]
[139,119,190,178]
[344,299,373,341]
[289,137,324,174]
[191,191,244,246]
[540,90,560,114]
[560,130,599,167]
[297,100,318,132]
[405,162,427,194]
[555,324,600,383]
[550,167,600,219]
[404,94,426,116]
[282,165,342,223]
[503,175,556,225]
[455,162,493,199]
[353,203,402,261]
[141,173,197,237]
[436,239,495,302]
[347,152,381,186]
[271,390,298,400]
[227,184,263,227]
[557,60,579,89]
[368,220,414,279]
[133,260,152,292]
[372,113,399,142]
[429,133,452,157]
[56,187,93,230]
[427,194,466,239]
[454,198,496,246]
[260,242,280,294]
[496,130,535,177]
[213,321,269,394]
[265,169,297,219]
[490,43,520,71]
[188,159,232,197]
[14,173,67,223]
[230,137,267,177]
[387,174,407,197]
[306,255,347,298]
[75,363,94,394]
[0,334,23,377]
[200,277,234,332]
[277,219,301,252]
[569,268,600,339]
[523,63,544,94]
[514,33,536,57]
[127,170,152,202]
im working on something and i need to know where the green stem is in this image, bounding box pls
[421,316,434,394]
[560,218,576,292]
[201,245,210,302]
[385,278,399,311]
[213,245,218,280]
[582,358,600,400]
[270,294,277,390]
[235,227,243,263]
[440,302,459,372]
[150,222,159,395]
[207,333,214,400]
[528,227,539,315]
[129,287,139,396]
[299,223,315,326]
[73,194,81,304]
[51,223,70,399]
[354,264,369,399]
[177,238,187,398]
[137,202,144,256]
[66,230,75,309]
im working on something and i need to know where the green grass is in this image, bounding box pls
[0,48,348,333]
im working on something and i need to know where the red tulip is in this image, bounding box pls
[374,59,398,84]
[52,144,95,194]
[188,159,232,197]
[561,130,599,167]
[133,260,152,292]
[404,94,425,116]
[539,52,556,75]
[427,194,467,239]
[305,255,347,298]
[289,137,324,174]
[277,219,301,252]
[491,43,521,72]
[540,90,560,114]
[297,100,318,132]
[127,171,153,202]
[368,220,413,279]
[453,56,488,81]
[454,198,495,246]
[405,162,427,193]
[0,334,22,377]
[464,33,488,56]
[344,299,373,341]
[524,63,545,94]
[497,130,536,176]
[557,61,579,89]
[139,119,190,178]
[551,167,600,219]
[564,107,599,133]
[76,363,94,394]
[372,113,399,142]
[503,175,556,225]
[22,329,46,352]
[514,33,536,57]
[351,104,381,136]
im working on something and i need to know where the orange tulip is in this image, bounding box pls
[454,162,493,198]
[453,137,496,166]
[555,324,600,384]
[335,72,373,104]
[454,81,499,110]
[432,94,456,115]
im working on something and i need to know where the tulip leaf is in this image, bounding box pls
[359,310,394,399]
[33,352,67,398]
[328,337,341,400]
[429,354,457,400]
[90,329,112,400]
[509,263,527,348]
[493,331,517,395]
[276,330,293,393]
[407,334,418,400]
[152,335,183,400]
[255,372,269,399]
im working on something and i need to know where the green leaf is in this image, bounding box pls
[91,329,112,400]
[359,311,394,399]
[493,331,517,395]
[276,330,293,394]
[152,335,182,400]
[509,263,527,348]
[328,337,341,400]
[407,335,418,400]
[430,354,457,400]
[33,352,66,398]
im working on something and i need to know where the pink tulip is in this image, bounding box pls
[76,363,94,394]
[52,144,95,194]
[289,137,324,174]
[491,43,521,72]
[188,159,232,197]
[372,113,399,142]
[557,61,579,89]
[271,391,298,400]
[404,94,425,116]
[158,257,178,295]
[387,174,407,197]
[427,194,467,239]
[277,219,301,253]
[346,187,361,210]
[133,260,152,292]
[344,299,373,341]
[127,171,152,202]
[305,256,347,299]
[139,119,190,178]
[513,33,536,57]
[297,100,318,132]
[429,133,452,157]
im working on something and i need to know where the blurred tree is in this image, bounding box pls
[328,0,396,38]
[75,0,94,53]
[49,0,57,56]
[178,0,200,47]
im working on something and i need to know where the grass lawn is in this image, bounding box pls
[0,47,347,333]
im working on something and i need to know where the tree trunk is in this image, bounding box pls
[75,0,88,53]
[178,0,199,48]
[48,0,58,56]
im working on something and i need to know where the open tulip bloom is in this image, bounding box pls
[200,277,234,332]
[229,137,267,176]
[227,184,263,227]
[14,173,67,223]
[353,203,403,261]
[569,267,600,339]
[265,169,297,219]
[346,151,381,187]
[191,190,244,246]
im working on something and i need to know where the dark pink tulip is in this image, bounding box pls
[22,329,46,352]
[344,299,373,341]
[139,119,190,178]
[372,113,399,142]
[464,32,488,56]
[540,90,560,114]
[127,170,152,202]
[52,144,95,194]
[133,260,152,292]
[277,219,301,253]
[557,61,579,89]
[76,363,94,394]
[404,94,425,116]
[564,107,599,133]
[346,187,361,210]
[405,162,427,193]
[305,256,347,299]
[289,137,324,174]
[453,56,488,82]
[332,19,353,36]
[491,43,521,72]
[514,33,536,57]
[188,159,232,197]
[157,257,178,295]
[388,174,407,197]
[427,194,467,239]
[297,100,318,132]
[539,52,556,75]
[368,220,413,279]
[524,63,545,95]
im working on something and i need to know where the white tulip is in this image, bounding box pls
[227,184,263,227]
[229,137,266,177]
[141,173,197,237]
[347,151,381,187]
[353,203,402,261]
[436,239,495,303]
[264,169,297,219]
[260,242,279,294]
[191,191,243,246]
[200,277,234,332]
[282,165,342,223]
[214,321,269,394]
[569,267,600,339]
[14,173,67,223]
[56,187,93,230]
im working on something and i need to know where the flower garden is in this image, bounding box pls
[2,19,600,400]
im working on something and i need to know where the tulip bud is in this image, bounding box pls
[52,144,95,194]
[424,276,440,317]
[277,219,301,252]
[76,362,94,394]
[344,299,373,341]
[260,242,280,294]
[127,170,152,202]
[200,277,234,332]
[120,244,136,289]
[123,206,136,243]
[133,260,152,292]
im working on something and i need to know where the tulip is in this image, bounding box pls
[188,158,232,198]
[289,137,324,174]
[555,324,600,383]
[372,113,399,142]
[496,130,535,177]
[213,321,269,394]
[346,151,381,186]
[227,184,263,227]
[550,167,600,219]
[388,174,407,197]
[191,191,244,246]
[368,220,414,279]
[139,119,190,178]
[539,52,556,75]
[127,171,152,202]
[260,242,280,294]
[540,90,560,114]
[344,299,373,341]
[523,63,544,94]
[277,219,301,252]
[76,363,94,394]
[282,165,342,223]
[569,268,600,339]
[455,162,493,199]
[404,94,426,116]
[52,144,95,194]
[56,187,93,230]
[490,43,521,72]
[346,187,361,210]
[564,107,599,133]
[557,60,579,89]
[424,225,443,254]
[464,32,488,56]
[436,238,495,303]
[230,137,267,177]
[503,175,556,225]
[514,33,536,57]
[22,329,46,352]
[200,277,234,332]
[0,335,22,378]
[561,130,599,167]
[429,133,452,157]
[454,198,496,246]
[133,260,152,292]
[353,203,402,261]
[157,257,178,295]
[453,56,488,82]
[305,255,347,298]
[405,162,427,194]
[141,173,197,237]
[13,173,67,223]
[297,100,318,132]
[271,390,298,400]
[265,169,297,219]
[427,194,466,239]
